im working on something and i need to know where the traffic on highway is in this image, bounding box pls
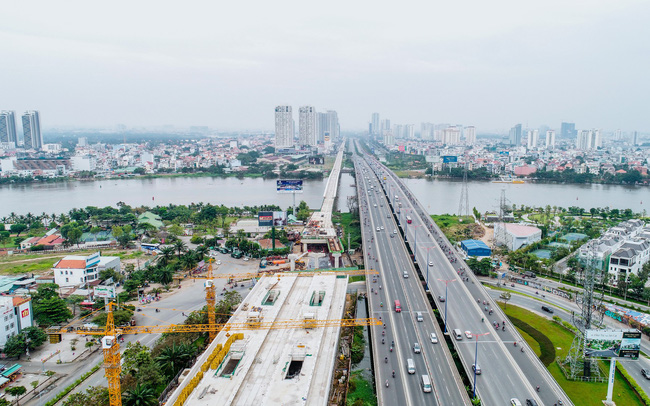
[355,143,572,406]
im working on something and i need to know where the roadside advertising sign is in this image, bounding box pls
[585,329,641,359]
[277,179,303,193]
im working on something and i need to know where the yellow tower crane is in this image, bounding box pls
[204,258,216,342]
[49,302,380,406]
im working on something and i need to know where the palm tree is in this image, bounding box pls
[194,245,209,260]
[122,384,157,406]
[180,253,197,271]
[155,266,175,285]
[173,240,186,259]
[156,344,194,378]
[158,246,175,267]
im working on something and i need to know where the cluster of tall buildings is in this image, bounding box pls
[0,110,43,150]
[274,106,339,150]
[510,122,610,151]
[370,113,475,146]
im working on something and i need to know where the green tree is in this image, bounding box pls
[472,207,481,221]
[62,386,110,406]
[33,296,72,326]
[112,225,134,248]
[122,384,157,406]
[5,386,27,405]
[99,268,124,283]
[173,239,187,259]
[66,295,86,317]
[156,343,194,378]
[67,227,83,246]
[10,223,28,236]
[167,224,184,237]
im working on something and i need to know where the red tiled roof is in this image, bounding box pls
[12,297,30,307]
[54,259,86,269]
[38,234,63,246]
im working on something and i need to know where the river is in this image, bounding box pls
[1,175,647,218]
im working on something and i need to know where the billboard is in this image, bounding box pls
[277,179,303,194]
[442,156,458,163]
[94,286,117,299]
[585,329,641,359]
[425,156,441,163]
[258,211,288,227]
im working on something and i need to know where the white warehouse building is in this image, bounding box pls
[494,223,542,251]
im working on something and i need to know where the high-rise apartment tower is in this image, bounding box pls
[274,106,294,149]
[298,106,317,147]
[22,110,42,150]
[0,111,17,145]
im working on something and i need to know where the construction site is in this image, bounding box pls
[165,272,350,405]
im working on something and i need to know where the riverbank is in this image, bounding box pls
[394,172,650,187]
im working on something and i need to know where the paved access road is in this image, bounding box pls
[488,282,650,398]
[362,153,571,406]
[356,155,468,406]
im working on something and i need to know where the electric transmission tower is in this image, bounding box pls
[458,162,470,217]
[564,253,606,379]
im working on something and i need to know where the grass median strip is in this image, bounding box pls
[500,303,643,406]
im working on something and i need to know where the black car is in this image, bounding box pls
[541,306,554,314]
[642,368,650,379]
[525,400,538,406]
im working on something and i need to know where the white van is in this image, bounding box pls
[421,374,432,393]
[407,358,415,374]
[453,329,463,340]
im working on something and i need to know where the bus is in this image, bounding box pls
[406,216,412,224]
[140,242,161,253]
[394,300,402,313]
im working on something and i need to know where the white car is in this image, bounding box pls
[380,226,384,230]
[472,363,481,374]
[243,257,249,261]
[373,203,377,207]
[428,261,433,267]
[393,229,397,234]
[413,342,421,353]
[464,331,473,339]
[510,399,522,406]
[430,333,438,344]
[216,260,222,265]
[376,227,380,231]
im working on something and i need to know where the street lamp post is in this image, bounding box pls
[472,332,490,399]
[437,278,456,334]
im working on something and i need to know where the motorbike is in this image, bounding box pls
[382,338,385,344]
[385,380,389,388]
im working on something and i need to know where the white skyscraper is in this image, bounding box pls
[22,110,43,150]
[326,111,339,141]
[420,123,434,140]
[381,119,391,135]
[443,126,461,145]
[298,106,317,147]
[405,124,415,139]
[464,126,476,145]
[526,130,539,149]
[274,106,294,149]
[371,113,380,135]
[0,111,17,146]
[576,129,601,151]
[545,130,556,149]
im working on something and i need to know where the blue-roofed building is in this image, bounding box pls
[460,240,491,257]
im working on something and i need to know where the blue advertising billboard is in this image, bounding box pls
[277,179,303,193]
[442,156,458,163]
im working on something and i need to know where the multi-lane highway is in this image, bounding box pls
[356,154,469,405]
[358,148,572,406]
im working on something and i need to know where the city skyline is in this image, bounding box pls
[1,1,649,132]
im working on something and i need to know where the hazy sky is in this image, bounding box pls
[1,1,649,132]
